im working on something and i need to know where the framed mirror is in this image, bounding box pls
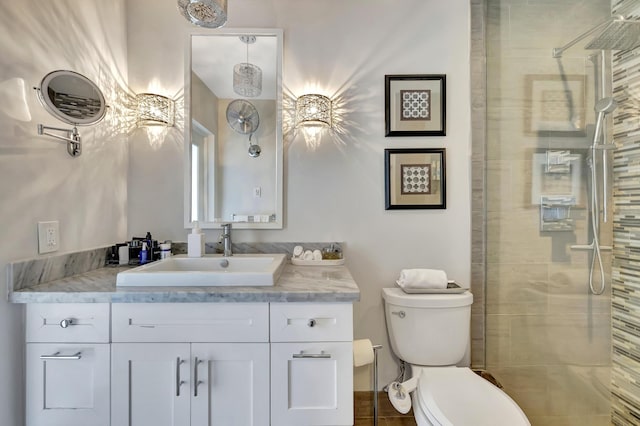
[184,28,283,229]
[36,70,107,126]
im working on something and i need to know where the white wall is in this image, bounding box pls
[0,3,470,423]
[0,1,129,423]
[127,0,471,389]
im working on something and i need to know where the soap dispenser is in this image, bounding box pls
[188,221,205,258]
[140,242,149,264]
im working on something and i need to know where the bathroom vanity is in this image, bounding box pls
[11,254,359,426]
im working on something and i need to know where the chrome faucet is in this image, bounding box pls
[220,223,233,256]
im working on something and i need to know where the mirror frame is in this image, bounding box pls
[36,70,107,126]
[184,28,284,230]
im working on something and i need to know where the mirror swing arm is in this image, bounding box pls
[36,124,81,157]
[34,70,107,158]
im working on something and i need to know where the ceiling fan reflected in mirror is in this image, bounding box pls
[226,99,261,157]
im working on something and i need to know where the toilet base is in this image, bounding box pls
[411,391,436,426]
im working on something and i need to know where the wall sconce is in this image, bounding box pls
[177,0,227,28]
[296,94,332,128]
[136,93,175,127]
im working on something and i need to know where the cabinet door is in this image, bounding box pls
[191,343,269,426]
[271,342,353,426]
[111,343,191,426]
[26,343,110,426]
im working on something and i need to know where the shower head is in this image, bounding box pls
[585,16,640,51]
[592,97,618,146]
[594,97,618,114]
[553,15,640,58]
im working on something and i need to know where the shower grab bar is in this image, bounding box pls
[594,143,616,224]
[603,147,609,223]
[552,15,624,58]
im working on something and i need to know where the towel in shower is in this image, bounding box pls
[396,269,448,290]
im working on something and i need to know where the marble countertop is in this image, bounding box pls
[8,262,361,304]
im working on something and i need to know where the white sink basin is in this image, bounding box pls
[116,254,287,287]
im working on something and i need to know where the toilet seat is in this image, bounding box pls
[413,367,530,426]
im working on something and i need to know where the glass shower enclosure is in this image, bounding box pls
[484,1,617,424]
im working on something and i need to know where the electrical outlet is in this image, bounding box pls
[253,187,262,198]
[38,221,59,254]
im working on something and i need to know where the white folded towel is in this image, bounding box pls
[303,250,314,261]
[396,269,448,290]
[292,245,303,258]
[312,249,322,261]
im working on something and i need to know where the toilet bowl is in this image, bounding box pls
[412,367,529,426]
[382,287,530,426]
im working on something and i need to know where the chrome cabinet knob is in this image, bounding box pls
[59,318,73,328]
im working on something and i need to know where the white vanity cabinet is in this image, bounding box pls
[24,299,356,426]
[110,303,270,426]
[270,303,354,426]
[25,303,111,426]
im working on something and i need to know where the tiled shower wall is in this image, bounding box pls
[478,0,614,424]
[470,0,487,369]
[611,1,640,423]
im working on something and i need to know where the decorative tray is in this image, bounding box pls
[291,258,345,266]
[400,281,467,294]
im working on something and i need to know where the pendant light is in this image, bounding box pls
[177,0,227,28]
[233,35,262,97]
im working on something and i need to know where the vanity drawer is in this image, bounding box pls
[270,303,353,342]
[26,303,110,343]
[112,303,269,342]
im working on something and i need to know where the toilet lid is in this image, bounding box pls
[416,368,530,426]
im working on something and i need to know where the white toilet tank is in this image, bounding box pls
[382,288,473,366]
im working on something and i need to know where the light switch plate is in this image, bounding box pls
[38,221,59,254]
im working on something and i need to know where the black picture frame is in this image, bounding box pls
[385,74,446,137]
[385,148,446,210]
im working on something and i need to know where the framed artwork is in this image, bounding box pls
[385,74,446,136]
[384,148,446,210]
[525,74,586,136]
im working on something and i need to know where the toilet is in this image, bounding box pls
[382,287,530,426]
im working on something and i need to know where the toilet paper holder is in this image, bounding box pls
[354,340,383,426]
[372,344,382,426]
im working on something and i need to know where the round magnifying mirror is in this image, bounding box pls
[36,70,107,126]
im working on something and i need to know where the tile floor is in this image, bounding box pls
[353,370,502,425]
[354,391,417,426]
